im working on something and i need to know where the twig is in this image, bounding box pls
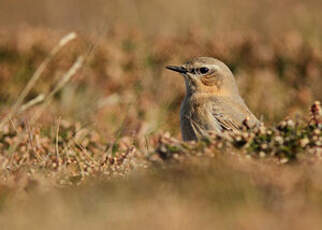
[56,116,62,170]
[31,56,84,123]
[0,32,77,130]
[25,120,41,161]
[17,94,45,114]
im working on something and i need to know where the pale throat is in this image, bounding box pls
[184,80,238,99]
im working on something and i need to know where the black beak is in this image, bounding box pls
[166,65,187,74]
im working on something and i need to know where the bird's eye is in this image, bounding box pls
[199,67,209,74]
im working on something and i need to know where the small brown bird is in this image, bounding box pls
[166,57,260,141]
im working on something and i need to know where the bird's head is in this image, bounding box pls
[166,57,239,97]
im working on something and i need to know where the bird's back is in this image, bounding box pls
[180,93,259,141]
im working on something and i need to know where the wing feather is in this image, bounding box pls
[212,112,241,132]
[210,97,258,133]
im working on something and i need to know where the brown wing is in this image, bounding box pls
[210,97,259,133]
[211,112,241,132]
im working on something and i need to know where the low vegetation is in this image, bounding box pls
[0,0,321,228]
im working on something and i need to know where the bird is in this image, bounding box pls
[166,57,260,141]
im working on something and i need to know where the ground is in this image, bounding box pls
[0,0,322,229]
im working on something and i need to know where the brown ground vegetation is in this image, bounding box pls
[0,0,322,229]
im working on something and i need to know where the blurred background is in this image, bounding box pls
[0,0,321,139]
[0,1,322,229]
[1,0,321,36]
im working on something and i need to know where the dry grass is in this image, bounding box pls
[0,0,322,229]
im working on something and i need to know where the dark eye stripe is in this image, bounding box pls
[199,67,209,74]
[190,67,210,74]
[189,67,209,74]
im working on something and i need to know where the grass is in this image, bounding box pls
[0,0,322,229]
